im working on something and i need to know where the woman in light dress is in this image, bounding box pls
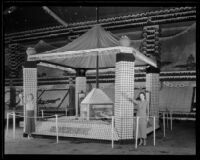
[25,93,35,139]
[127,92,149,146]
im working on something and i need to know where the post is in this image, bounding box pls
[111,116,114,149]
[6,113,9,136]
[153,116,156,146]
[170,111,173,131]
[96,54,99,88]
[23,99,26,133]
[13,111,16,139]
[65,107,68,116]
[41,110,44,118]
[163,112,166,137]
[23,102,26,133]
[55,114,59,143]
[166,112,168,128]
[135,116,139,149]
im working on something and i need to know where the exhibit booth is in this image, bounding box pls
[23,25,159,140]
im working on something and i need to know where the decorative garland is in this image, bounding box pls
[5,7,196,43]
[6,12,195,42]
[4,69,196,80]
[162,81,196,87]
[140,25,161,67]
[5,75,196,86]
[5,14,195,43]
[4,69,196,86]
[6,6,195,37]
[8,44,26,78]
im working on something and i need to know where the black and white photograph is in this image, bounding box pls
[3,1,197,156]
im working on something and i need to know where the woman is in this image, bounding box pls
[15,91,23,111]
[129,92,149,146]
[25,93,35,139]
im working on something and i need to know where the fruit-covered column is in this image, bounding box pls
[115,50,135,140]
[75,69,87,117]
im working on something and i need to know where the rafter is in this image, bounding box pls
[42,6,68,27]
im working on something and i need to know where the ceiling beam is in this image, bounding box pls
[42,6,68,27]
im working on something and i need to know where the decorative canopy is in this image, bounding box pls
[81,88,113,105]
[28,25,157,69]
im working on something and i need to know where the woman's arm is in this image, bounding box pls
[122,92,140,105]
[127,97,140,105]
[132,99,140,105]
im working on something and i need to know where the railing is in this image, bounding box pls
[5,111,173,149]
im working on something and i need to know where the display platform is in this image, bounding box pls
[32,116,159,141]
[33,116,120,141]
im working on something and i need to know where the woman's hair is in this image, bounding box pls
[27,93,34,100]
[137,92,146,100]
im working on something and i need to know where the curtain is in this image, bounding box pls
[159,86,193,112]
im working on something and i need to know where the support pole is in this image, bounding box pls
[13,111,16,139]
[23,100,26,133]
[111,116,114,149]
[166,112,169,128]
[6,113,9,136]
[153,116,156,146]
[96,7,100,88]
[135,116,139,149]
[41,110,44,119]
[170,111,173,131]
[55,114,59,143]
[96,54,99,88]
[163,112,166,137]
[66,107,68,116]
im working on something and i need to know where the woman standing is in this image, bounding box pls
[16,91,23,112]
[127,92,149,146]
[25,93,35,139]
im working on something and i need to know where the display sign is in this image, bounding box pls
[50,126,90,135]
[35,119,120,140]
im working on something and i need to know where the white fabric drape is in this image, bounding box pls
[159,86,193,112]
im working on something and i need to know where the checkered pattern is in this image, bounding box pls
[75,77,86,116]
[146,73,159,123]
[23,68,37,118]
[115,60,135,139]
